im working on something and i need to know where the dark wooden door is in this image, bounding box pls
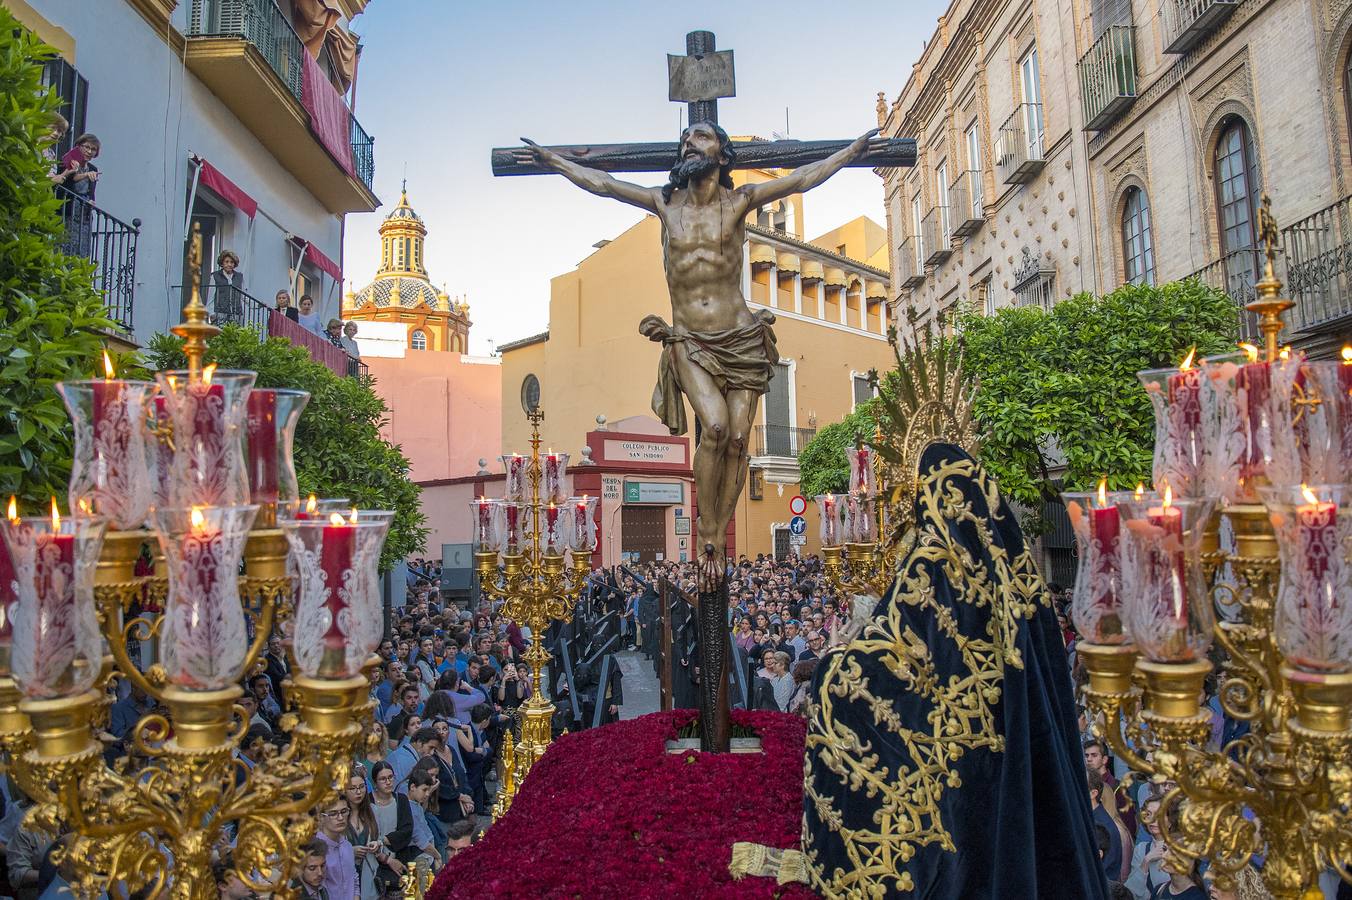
[622,506,667,564]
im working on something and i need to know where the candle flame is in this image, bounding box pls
[1238,342,1259,363]
[1162,483,1173,509]
[1301,484,1320,506]
[1278,346,1291,361]
[349,507,358,524]
[329,512,346,527]
[202,363,217,385]
[1097,478,1109,508]
[1134,483,1145,500]
[49,498,59,530]
[166,375,177,392]
[1343,346,1352,365]
[306,494,318,514]
[5,496,15,523]
[102,350,115,380]
[190,506,205,531]
[1179,347,1196,371]
[77,498,91,515]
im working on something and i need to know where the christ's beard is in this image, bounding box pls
[668,154,720,190]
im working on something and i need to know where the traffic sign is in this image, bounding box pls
[788,494,807,516]
[789,515,807,536]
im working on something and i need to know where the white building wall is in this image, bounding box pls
[28,0,352,344]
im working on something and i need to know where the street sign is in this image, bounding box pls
[789,516,807,535]
[789,494,807,516]
[789,532,807,547]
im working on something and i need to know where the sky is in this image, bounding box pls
[342,0,947,355]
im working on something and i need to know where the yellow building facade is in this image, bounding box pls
[344,186,470,352]
[499,167,894,561]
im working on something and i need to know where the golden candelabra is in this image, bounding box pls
[0,228,383,899]
[474,409,591,816]
[1079,198,1351,900]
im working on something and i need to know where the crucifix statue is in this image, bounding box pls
[501,30,914,752]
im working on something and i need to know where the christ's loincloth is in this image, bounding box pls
[640,309,780,436]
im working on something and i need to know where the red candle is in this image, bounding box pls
[319,512,356,669]
[1147,488,1187,625]
[246,389,279,503]
[297,494,318,521]
[1237,345,1271,487]
[89,352,125,443]
[1297,485,1338,588]
[822,494,838,547]
[575,497,588,547]
[180,509,222,661]
[505,503,521,551]
[545,503,561,553]
[475,497,493,547]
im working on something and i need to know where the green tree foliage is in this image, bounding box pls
[798,401,880,496]
[145,327,428,570]
[0,14,117,504]
[956,279,1238,525]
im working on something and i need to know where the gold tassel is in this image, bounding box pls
[728,842,809,885]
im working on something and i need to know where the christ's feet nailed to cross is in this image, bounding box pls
[513,124,884,591]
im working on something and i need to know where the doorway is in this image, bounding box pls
[621,506,667,564]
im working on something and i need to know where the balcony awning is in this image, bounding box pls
[191,155,257,220]
[866,280,888,300]
[801,260,824,282]
[749,243,775,265]
[824,266,848,287]
[288,234,343,283]
[776,252,801,273]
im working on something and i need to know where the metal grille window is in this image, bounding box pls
[763,362,793,454]
[965,124,983,216]
[1121,186,1156,285]
[42,58,88,160]
[852,374,874,409]
[1215,116,1260,255]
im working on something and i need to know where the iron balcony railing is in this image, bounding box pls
[1079,25,1138,131]
[188,0,376,193]
[1181,248,1265,341]
[922,206,952,266]
[1162,0,1239,54]
[950,169,985,237]
[898,236,925,289]
[995,103,1045,185]
[753,424,817,458]
[1284,195,1352,333]
[175,282,272,333]
[56,186,140,332]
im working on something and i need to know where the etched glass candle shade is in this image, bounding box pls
[843,493,877,544]
[566,496,599,554]
[846,447,877,499]
[245,388,310,519]
[1063,488,1127,645]
[1260,484,1352,673]
[469,498,506,553]
[541,452,569,505]
[154,504,258,690]
[56,378,157,531]
[1197,352,1249,504]
[155,368,256,508]
[1265,360,1352,490]
[0,511,106,700]
[1139,358,1207,499]
[814,494,842,548]
[1117,492,1218,663]
[281,510,392,679]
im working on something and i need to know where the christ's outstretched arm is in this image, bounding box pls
[513,138,660,214]
[740,128,888,209]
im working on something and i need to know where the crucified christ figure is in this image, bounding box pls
[516,123,883,591]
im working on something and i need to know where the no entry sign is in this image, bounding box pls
[788,494,807,516]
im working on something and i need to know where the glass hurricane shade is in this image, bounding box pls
[814,495,842,548]
[154,369,256,509]
[1116,493,1218,663]
[1063,490,1129,645]
[470,498,505,552]
[1260,484,1352,673]
[153,505,259,690]
[280,510,392,679]
[1139,364,1207,499]
[56,379,157,530]
[846,447,877,499]
[245,388,309,507]
[0,514,106,699]
[567,496,599,554]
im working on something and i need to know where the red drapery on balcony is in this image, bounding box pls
[270,309,348,377]
[192,156,257,219]
[288,235,343,283]
[300,51,355,179]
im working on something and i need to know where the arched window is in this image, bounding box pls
[1214,116,1260,256]
[1121,186,1155,286]
[410,329,427,351]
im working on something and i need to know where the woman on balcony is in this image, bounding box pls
[56,132,100,258]
[298,294,323,334]
[275,290,300,323]
[210,250,245,326]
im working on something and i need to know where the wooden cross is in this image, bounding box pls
[492,30,916,177]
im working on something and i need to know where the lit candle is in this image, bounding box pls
[318,511,357,675]
[1090,478,1120,554]
[246,389,279,504]
[504,502,522,552]
[1167,348,1201,433]
[1146,485,1187,626]
[1296,484,1338,587]
[1237,342,1271,489]
[543,450,563,503]
[545,502,562,554]
[822,493,838,547]
[849,447,875,498]
[503,454,526,501]
[474,497,493,547]
[89,351,124,444]
[298,494,319,520]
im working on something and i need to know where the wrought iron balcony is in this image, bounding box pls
[898,237,925,289]
[950,170,985,237]
[56,187,140,332]
[1079,25,1138,131]
[1181,248,1264,342]
[753,424,817,458]
[1284,195,1352,334]
[186,0,378,211]
[995,103,1045,185]
[922,206,952,265]
[1162,0,1239,54]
